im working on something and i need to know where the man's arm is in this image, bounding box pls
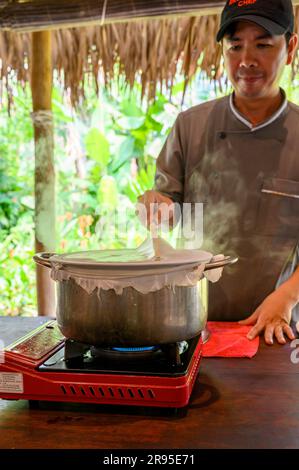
[240,266,299,344]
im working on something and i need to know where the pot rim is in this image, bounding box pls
[33,251,238,272]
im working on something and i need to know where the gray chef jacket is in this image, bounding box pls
[155,92,299,321]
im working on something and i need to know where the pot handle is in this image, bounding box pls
[33,252,56,269]
[204,255,238,271]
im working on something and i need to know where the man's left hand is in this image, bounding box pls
[239,287,297,345]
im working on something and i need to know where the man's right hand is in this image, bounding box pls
[137,190,175,229]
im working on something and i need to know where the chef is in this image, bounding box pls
[139,0,299,345]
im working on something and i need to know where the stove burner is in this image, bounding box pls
[111,346,157,352]
[64,338,190,367]
[90,345,161,362]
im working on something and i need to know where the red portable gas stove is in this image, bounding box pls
[0,320,203,409]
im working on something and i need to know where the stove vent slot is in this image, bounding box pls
[80,387,86,396]
[118,388,124,398]
[147,389,155,399]
[127,388,134,398]
[89,387,96,396]
[98,387,105,397]
[108,387,114,397]
[70,386,76,395]
[60,385,67,395]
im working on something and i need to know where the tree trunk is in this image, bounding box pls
[31,30,56,316]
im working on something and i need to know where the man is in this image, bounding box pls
[139,0,299,345]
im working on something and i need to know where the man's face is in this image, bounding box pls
[222,21,296,99]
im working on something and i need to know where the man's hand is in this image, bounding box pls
[239,286,298,345]
[137,190,175,229]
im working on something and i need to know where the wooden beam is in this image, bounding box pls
[1,0,224,32]
[31,30,56,316]
[2,0,299,32]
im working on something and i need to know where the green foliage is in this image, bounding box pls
[85,128,110,170]
[0,86,34,232]
[0,213,35,316]
[0,85,36,315]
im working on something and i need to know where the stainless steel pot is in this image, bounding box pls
[34,253,237,346]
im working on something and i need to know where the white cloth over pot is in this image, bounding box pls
[50,238,225,295]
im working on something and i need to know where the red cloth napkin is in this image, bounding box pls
[202,321,259,358]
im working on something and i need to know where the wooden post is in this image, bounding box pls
[31,31,56,316]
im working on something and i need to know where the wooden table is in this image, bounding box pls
[1,316,299,450]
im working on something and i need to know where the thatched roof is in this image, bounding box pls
[1,1,299,105]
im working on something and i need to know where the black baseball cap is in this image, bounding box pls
[216,0,294,42]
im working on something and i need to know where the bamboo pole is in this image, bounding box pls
[31,30,56,316]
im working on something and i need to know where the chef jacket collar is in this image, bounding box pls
[229,89,288,132]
